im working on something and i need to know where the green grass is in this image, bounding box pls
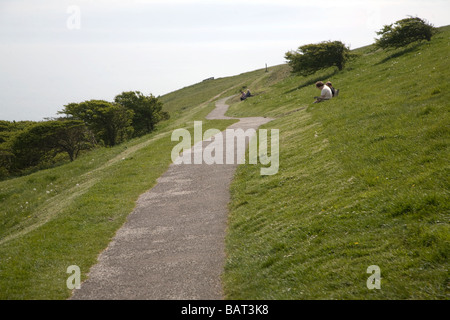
[160,64,290,115]
[223,26,450,299]
[0,58,287,299]
[1,25,448,300]
[0,85,240,298]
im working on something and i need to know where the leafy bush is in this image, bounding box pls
[114,91,166,136]
[59,100,134,146]
[375,16,436,49]
[11,120,94,170]
[285,41,351,75]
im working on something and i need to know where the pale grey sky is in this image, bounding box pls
[1,0,449,121]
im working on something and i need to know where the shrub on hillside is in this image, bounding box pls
[59,100,134,147]
[114,91,166,136]
[375,16,436,49]
[285,41,351,76]
[11,120,95,170]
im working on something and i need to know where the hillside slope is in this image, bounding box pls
[0,44,292,298]
[0,25,448,299]
[0,64,286,299]
[223,26,449,299]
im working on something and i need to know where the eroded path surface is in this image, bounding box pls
[71,96,272,299]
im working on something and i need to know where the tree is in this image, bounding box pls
[114,91,167,136]
[59,100,134,146]
[48,120,96,161]
[11,120,95,170]
[0,121,37,177]
[0,121,12,144]
[375,16,436,49]
[285,41,351,76]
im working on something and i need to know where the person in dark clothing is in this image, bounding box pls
[240,89,252,101]
[326,81,336,97]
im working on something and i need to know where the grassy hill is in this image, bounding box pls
[0,53,286,299]
[223,26,449,299]
[0,25,448,299]
[0,82,240,299]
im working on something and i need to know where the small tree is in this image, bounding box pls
[375,16,436,49]
[59,100,134,146]
[11,120,95,170]
[114,91,166,136]
[49,120,96,161]
[285,41,351,76]
[0,121,36,177]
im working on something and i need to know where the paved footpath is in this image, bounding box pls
[71,96,272,300]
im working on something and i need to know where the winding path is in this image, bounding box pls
[71,96,272,299]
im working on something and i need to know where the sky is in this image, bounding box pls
[0,0,449,121]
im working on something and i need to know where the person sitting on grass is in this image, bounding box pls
[326,81,336,97]
[313,81,332,103]
[240,89,252,101]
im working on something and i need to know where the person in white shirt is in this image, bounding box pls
[313,81,332,103]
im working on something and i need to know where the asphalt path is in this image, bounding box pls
[71,96,272,299]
